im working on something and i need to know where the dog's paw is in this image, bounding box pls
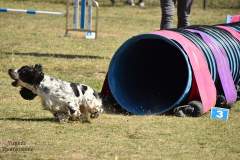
[59,118,69,124]
[88,107,101,119]
[90,111,99,119]
[80,117,91,123]
[55,112,70,123]
[80,114,91,123]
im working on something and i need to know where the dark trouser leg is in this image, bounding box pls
[160,0,175,29]
[111,0,115,5]
[177,0,193,28]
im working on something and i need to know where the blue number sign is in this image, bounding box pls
[210,107,229,121]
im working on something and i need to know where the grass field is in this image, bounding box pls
[0,1,240,160]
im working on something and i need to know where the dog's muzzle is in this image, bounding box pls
[8,69,19,87]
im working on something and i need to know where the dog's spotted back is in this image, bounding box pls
[8,64,103,123]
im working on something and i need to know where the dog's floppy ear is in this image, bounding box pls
[34,64,43,72]
[19,87,37,100]
[33,64,44,85]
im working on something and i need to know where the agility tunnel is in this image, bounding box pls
[101,22,240,116]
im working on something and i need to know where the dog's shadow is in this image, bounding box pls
[0,117,55,122]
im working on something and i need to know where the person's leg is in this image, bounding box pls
[127,0,135,6]
[177,0,193,28]
[138,0,145,8]
[111,0,115,6]
[160,0,175,29]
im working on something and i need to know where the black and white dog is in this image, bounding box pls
[8,64,103,123]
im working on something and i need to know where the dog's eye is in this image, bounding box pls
[18,69,26,74]
[19,70,27,76]
[20,69,32,75]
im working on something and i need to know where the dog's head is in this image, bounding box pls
[8,64,44,100]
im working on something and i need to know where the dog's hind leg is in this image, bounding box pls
[67,102,79,115]
[67,102,82,121]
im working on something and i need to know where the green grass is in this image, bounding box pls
[0,1,240,160]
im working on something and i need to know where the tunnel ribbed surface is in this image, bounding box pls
[106,22,240,115]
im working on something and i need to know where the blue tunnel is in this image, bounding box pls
[102,22,240,115]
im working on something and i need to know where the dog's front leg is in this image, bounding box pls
[79,105,90,123]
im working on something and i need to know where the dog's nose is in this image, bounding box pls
[8,69,18,80]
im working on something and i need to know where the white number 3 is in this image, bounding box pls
[216,110,223,118]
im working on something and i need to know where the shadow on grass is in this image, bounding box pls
[2,51,109,60]
[0,117,55,122]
